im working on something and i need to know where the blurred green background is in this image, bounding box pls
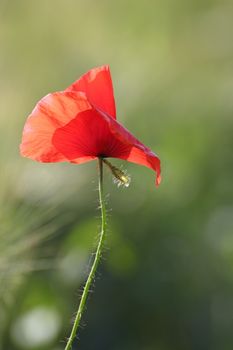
[1,0,233,349]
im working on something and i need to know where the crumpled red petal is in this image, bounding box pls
[103,111,161,186]
[65,65,116,120]
[20,65,161,186]
[20,91,92,162]
[52,108,161,186]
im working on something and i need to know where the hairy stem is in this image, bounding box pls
[65,158,106,350]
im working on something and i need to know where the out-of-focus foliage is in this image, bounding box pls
[1,0,233,349]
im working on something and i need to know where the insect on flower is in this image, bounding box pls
[20,65,161,186]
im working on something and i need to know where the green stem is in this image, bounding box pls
[65,158,106,350]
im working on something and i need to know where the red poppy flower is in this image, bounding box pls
[20,65,161,186]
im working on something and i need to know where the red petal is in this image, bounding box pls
[105,113,161,186]
[20,91,92,162]
[65,65,116,119]
[52,108,161,186]
[52,109,131,159]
